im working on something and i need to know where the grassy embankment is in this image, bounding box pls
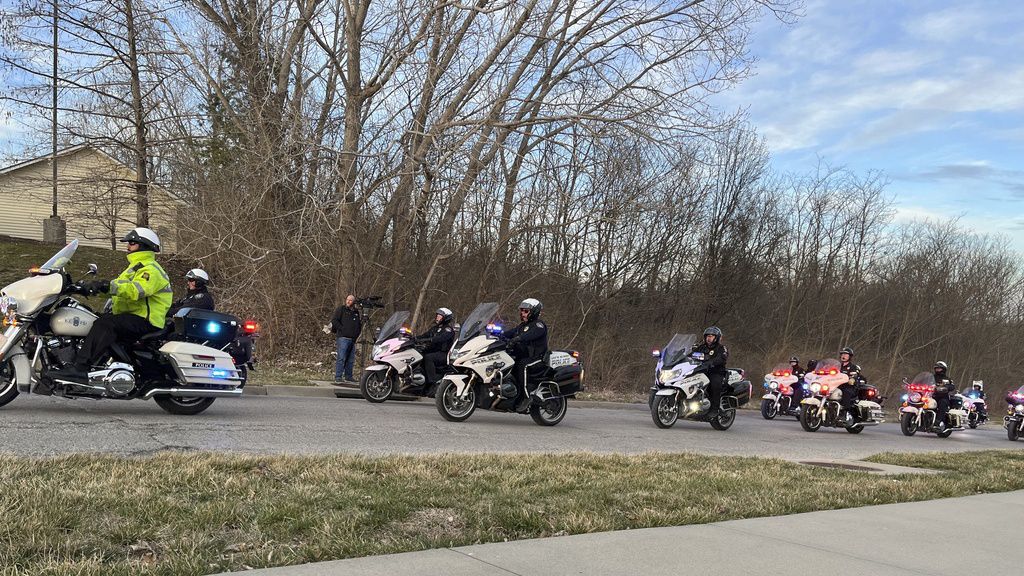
[0,450,1021,575]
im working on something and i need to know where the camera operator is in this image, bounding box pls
[327,294,363,383]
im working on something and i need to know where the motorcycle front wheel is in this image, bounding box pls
[0,360,18,408]
[530,397,567,426]
[154,395,215,415]
[799,404,822,432]
[760,398,778,420]
[710,408,736,431]
[900,412,918,436]
[359,370,393,403]
[651,395,678,429]
[1008,419,1021,442]
[435,379,476,422]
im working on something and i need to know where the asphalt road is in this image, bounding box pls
[0,394,1019,460]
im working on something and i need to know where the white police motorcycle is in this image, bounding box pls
[648,333,751,430]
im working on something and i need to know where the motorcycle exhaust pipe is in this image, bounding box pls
[143,387,243,399]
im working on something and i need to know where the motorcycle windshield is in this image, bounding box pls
[662,333,698,367]
[811,358,841,375]
[909,372,935,387]
[376,311,410,344]
[39,239,79,272]
[458,302,499,344]
[769,363,794,377]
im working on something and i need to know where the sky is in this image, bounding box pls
[2,1,1023,251]
[714,0,1024,252]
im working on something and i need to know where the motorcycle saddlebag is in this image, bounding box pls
[729,376,752,406]
[545,350,584,395]
[158,341,243,385]
[173,308,240,345]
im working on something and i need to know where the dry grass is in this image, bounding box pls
[1,451,1023,575]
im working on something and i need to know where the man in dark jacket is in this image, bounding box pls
[168,269,214,316]
[330,295,362,382]
[415,307,456,388]
[693,327,729,416]
[932,361,955,431]
[838,347,863,423]
[500,298,548,405]
[789,356,806,408]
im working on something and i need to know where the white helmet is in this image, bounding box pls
[185,268,210,286]
[120,227,161,252]
[972,380,984,391]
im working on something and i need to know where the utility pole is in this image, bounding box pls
[51,0,57,216]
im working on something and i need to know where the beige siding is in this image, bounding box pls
[0,148,179,252]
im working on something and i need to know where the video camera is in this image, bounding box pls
[356,295,384,309]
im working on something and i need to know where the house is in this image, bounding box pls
[0,144,179,251]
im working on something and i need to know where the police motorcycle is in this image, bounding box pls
[648,333,751,430]
[1004,385,1024,441]
[898,372,966,438]
[0,240,243,415]
[799,358,884,433]
[434,302,583,426]
[961,383,988,429]
[760,362,801,420]
[359,310,446,402]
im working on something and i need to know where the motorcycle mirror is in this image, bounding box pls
[87,263,98,275]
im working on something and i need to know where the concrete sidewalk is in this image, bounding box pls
[215,490,1022,575]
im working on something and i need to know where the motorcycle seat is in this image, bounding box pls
[136,324,172,343]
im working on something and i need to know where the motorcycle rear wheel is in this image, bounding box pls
[651,395,678,429]
[0,360,18,408]
[1008,420,1021,442]
[530,397,567,426]
[760,399,778,420]
[799,405,822,432]
[359,370,393,403]
[154,395,215,415]
[710,408,736,430]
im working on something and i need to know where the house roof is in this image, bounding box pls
[0,143,184,204]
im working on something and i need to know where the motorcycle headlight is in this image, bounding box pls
[659,369,682,384]
[810,383,821,393]
[372,344,387,358]
[1015,404,1024,414]
[769,381,779,390]
[909,392,922,403]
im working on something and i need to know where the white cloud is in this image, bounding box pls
[904,7,989,43]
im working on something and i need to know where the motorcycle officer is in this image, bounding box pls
[932,361,955,431]
[168,268,214,316]
[693,327,729,416]
[838,347,863,424]
[52,228,172,383]
[500,298,548,407]
[789,356,806,409]
[968,380,988,419]
[415,307,456,389]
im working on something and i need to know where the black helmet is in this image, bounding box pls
[790,356,799,363]
[934,361,948,372]
[703,326,722,344]
[839,347,854,357]
[807,359,818,371]
[518,298,543,321]
[119,227,161,252]
[435,307,454,325]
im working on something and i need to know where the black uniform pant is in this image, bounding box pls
[503,359,534,398]
[838,383,857,416]
[421,351,446,385]
[935,395,950,427]
[707,373,726,413]
[790,382,805,409]
[75,313,155,369]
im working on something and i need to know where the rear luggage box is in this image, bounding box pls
[173,308,240,345]
[728,369,751,406]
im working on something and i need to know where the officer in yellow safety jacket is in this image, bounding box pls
[51,227,172,383]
